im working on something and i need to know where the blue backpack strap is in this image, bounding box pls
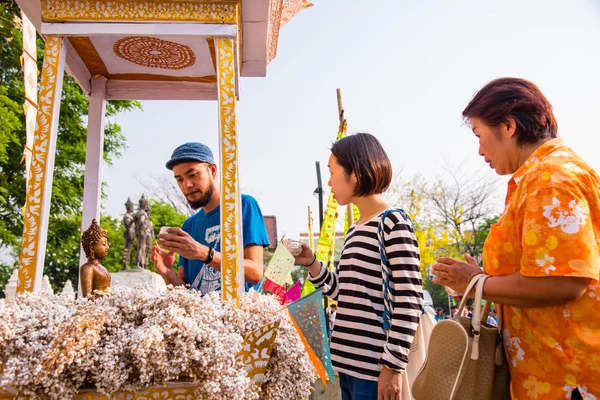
[378,208,411,333]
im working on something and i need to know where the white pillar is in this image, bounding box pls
[78,76,107,296]
[5,269,19,299]
[17,36,67,293]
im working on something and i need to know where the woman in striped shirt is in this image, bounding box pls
[294,133,424,400]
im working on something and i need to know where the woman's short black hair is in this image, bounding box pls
[330,133,392,197]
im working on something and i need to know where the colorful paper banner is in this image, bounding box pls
[287,289,335,385]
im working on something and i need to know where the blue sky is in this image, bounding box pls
[102,0,600,237]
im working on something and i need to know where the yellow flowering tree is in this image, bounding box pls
[429,163,499,257]
[386,171,498,280]
[386,174,462,280]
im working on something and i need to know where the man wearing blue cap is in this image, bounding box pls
[152,142,269,294]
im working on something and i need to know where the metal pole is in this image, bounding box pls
[315,161,329,337]
[315,161,324,228]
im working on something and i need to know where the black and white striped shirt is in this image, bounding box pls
[309,209,423,381]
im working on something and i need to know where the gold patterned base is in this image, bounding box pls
[41,0,238,23]
[0,383,199,400]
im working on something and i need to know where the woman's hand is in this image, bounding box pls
[292,243,324,279]
[378,366,402,400]
[293,243,316,266]
[431,253,483,296]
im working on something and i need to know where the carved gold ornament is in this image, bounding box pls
[17,36,64,293]
[216,37,241,304]
[236,320,281,385]
[40,0,237,24]
[113,37,196,70]
[74,386,197,399]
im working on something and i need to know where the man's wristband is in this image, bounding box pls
[302,254,317,268]
[204,247,215,265]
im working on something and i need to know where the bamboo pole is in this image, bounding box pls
[307,206,314,251]
[336,89,354,227]
[336,88,344,130]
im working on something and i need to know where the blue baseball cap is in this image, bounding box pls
[165,142,215,170]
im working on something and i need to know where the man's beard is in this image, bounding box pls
[187,184,214,210]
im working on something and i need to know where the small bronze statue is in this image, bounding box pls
[134,195,153,269]
[80,219,111,298]
[122,197,135,270]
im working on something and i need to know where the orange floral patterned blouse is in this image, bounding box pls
[483,139,600,400]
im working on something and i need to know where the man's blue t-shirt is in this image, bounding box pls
[178,194,270,295]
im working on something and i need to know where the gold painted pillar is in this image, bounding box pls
[216,37,244,305]
[21,11,38,190]
[17,36,67,293]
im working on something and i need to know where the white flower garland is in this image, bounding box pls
[0,287,317,399]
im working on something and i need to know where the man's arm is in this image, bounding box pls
[176,240,264,284]
[202,245,264,283]
[241,244,263,284]
[159,266,186,287]
[158,230,264,283]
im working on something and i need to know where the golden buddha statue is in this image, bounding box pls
[80,219,111,298]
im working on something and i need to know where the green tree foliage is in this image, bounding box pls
[100,215,127,273]
[5,197,189,295]
[386,174,461,279]
[472,216,499,262]
[100,199,188,274]
[0,2,141,295]
[43,213,81,293]
[0,261,15,298]
[424,277,452,314]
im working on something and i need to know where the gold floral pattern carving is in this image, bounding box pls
[40,0,237,24]
[216,37,241,305]
[114,37,196,70]
[17,36,64,293]
[75,386,197,399]
[280,0,313,27]
[236,320,280,385]
[0,389,15,399]
[266,0,283,63]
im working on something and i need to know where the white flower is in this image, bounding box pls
[550,150,572,158]
[579,387,597,400]
[536,253,556,274]
[563,162,585,174]
[543,197,588,234]
[502,329,525,368]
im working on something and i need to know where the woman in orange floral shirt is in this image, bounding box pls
[432,78,600,400]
